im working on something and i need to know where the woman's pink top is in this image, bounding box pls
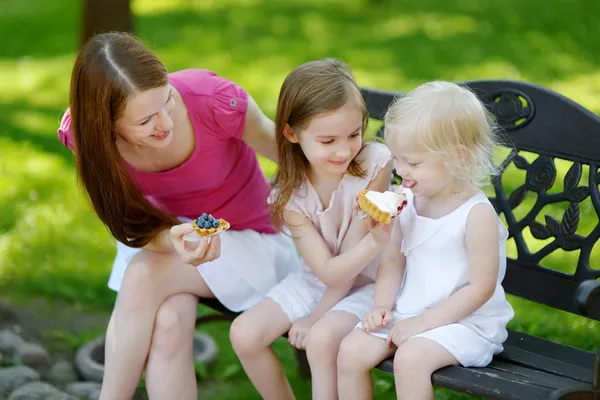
[58,69,276,234]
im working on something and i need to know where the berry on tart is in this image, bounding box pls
[192,214,230,236]
[357,189,408,224]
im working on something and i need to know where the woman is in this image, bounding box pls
[57,32,300,400]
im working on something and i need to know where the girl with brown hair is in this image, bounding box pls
[228,58,394,399]
[57,32,300,399]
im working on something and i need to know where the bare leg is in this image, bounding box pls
[337,329,395,400]
[230,298,294,400]
[99,250,214,400]
[145,293,199,400]
[394,338,458,400]
[305,311,359,400]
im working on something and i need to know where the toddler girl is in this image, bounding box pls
[337,81,514,400]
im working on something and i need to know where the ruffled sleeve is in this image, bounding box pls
[284,185,311,217]
[358,142,392,182]
[57,108,75,152]
[268,184,311,218]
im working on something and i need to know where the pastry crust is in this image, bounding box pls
[192,218,230,236]
[357,189,407,224]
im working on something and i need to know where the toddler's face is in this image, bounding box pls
[292,102,363,177]
[387,132,454,198]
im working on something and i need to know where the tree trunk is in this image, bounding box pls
[80,0,133,48]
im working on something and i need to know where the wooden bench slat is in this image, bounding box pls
[373,329,596,398]
[377,359,554,400]
[377,354,593,399]
[505,330,596,370]
[489,360,587,390]
[498,345,592,383]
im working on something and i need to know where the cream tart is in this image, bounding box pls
[357,189,408,224]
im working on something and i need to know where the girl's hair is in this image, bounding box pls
[270,58,368,229]
[384,81,499,188]
[70,32,179,248]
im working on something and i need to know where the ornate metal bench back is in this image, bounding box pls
[361,81,600,321]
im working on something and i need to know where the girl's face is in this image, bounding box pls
[115,84,176,149]
[288,102,363,177]
[388,132,456,198]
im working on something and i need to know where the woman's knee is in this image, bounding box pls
[118,252,174,309]
[150,294,198,359]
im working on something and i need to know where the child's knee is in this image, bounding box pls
[305,321,339,359]
[151,294,197,359]
[229,314,266,356]
[393,343,427,376]
[337,332,369,372]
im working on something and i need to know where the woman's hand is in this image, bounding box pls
[169,223,221,266]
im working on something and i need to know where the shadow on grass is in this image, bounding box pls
[0,102,73,163]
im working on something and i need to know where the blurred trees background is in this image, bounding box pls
[81,0,133,47]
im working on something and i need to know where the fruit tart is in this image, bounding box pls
[191,213,230,237]
[357,189,408,224]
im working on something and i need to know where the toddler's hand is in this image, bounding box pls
[288,316,316,350]
[386,316,427,348]
[362,306,393,332]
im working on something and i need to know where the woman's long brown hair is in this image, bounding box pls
[70,32,178,248]
[270,58,368,229]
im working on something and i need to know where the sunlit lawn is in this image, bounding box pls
[1,0,599,398]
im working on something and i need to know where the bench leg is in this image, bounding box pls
[295,349,311,380]
[595,346,599,392]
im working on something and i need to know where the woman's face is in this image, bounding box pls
[115,84,176,148]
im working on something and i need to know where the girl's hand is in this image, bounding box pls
[364,216,393,245]
[288,316,316,350]
[386,316,428,348]
[169,223,221,266]
[362,306,393,332]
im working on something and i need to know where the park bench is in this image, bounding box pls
[196,79,600,399]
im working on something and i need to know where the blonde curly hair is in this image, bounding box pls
[384,81,500,188]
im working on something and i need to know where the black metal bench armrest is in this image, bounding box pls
[575,279,600,316]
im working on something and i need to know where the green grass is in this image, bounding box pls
[1,0,599,398]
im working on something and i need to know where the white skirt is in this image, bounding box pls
[349,285,504,367]
[266,271,376,323]
[108,225,301,312]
